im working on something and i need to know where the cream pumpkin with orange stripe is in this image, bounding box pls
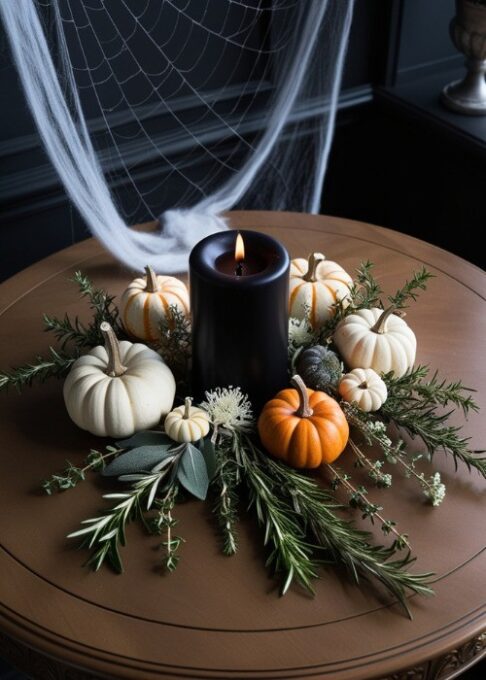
[289,253,352,328]
[120,266,189,343]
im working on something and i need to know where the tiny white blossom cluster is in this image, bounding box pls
[367,420,392,445]
[201,386,254,432]
[423,472,446,507]
[370,460,392,488]
[364,420,446,505]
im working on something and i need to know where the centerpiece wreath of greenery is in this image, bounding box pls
[1,263,484,618]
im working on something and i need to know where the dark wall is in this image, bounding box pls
[394,0,458,82]
[324,0,485,270]
[0,0,484,281]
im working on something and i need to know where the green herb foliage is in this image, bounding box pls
[0,347,78,393]
[387,268,434,310]
[42,447,119,494]
[313,263,432,346]
[150,486,184,572]
[211,437,240,556]
[44,271,125,349]
[382,366,485,477]
[66,435,213,572]
[1,272,126,393]
[68,469,173,573]
[217,432,433,615]
[158,305,192,387]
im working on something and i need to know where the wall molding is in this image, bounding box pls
[0,80,271,161]
[0,83,372,220]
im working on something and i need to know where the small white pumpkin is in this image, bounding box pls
[120,266,189,343]
[334,307,416,378]
[289,253,353,328]
[63,322,176,438]
[164,397,210,443]
[338,368,388,412]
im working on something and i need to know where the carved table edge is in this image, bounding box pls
[0,627,484,679]
[377,630,486,680]
[0,629,106,680]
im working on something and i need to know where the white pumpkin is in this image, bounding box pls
[164,397,210,443]
[289,253,352,328]
[120,266,189,343]
[334,307,416,378]
[338,368,388,412]
[63,322,176,438]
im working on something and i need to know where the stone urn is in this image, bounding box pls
[441,0,486,114]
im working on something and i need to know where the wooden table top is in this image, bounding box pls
[0,211,485,680]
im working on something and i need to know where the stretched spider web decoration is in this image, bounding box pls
[0,0,354,271]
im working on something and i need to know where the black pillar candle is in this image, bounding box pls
[189,230,290,411]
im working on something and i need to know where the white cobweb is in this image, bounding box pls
[0,0,354,271]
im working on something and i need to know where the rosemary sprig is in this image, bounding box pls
[158,304,192,386]
[211,437,240,556]
[317,261,383,342]
[348,437,392,488]
[1,273,127,394]
[305,501,433,619]
[384,366,478,416]
[317,264,433,345]
[230,433,433,614]
[387,268,434,310]
[44,271,124,350]
[43,313,90,349]
[73,270,122,337]
[68,462,175,573]
[42,447,120,494]
[239,440,320,595]
[240,436,432,616]
[326,463,409,550]
[151,486,184,572]
[344,402,448,505]
[382,367,485,477]
[0,347,78,393]
[348,260,384,310]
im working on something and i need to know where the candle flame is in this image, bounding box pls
[235,232,245,262]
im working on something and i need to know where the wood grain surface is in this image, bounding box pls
[0,211,484,679]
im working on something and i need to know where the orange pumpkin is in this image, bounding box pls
[258,375,349,469]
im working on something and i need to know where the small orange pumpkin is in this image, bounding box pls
[258,375,349,469]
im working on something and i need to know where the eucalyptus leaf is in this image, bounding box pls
[200,438,217,480]
[177,443,209,500]
[102,445,173,477]
[116,431,172,449]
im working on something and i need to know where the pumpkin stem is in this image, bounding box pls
[291,374,314,418]
[303,252,325,282]
[183,397,192,419]
[144,265,159,293]
[359,381,368,389]
[100,322,128,377]
[371,305,396,334]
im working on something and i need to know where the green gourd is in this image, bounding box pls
[296,345,342,392]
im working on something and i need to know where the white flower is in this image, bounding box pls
[201,386,254,433]
[288,316,314,348]
[369,460,393,488]
[367,421,387,436]
[423,472,446,507]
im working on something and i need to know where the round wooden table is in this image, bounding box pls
[0,211,484,680]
